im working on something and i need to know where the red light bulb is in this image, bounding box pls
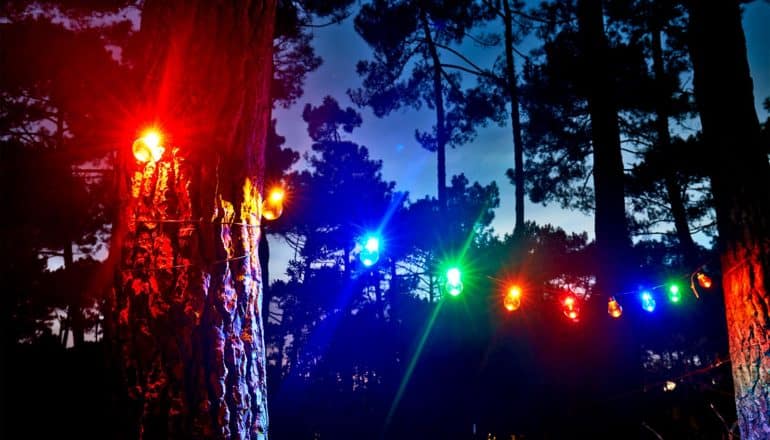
[561,292,580,322]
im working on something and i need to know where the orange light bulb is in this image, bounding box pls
[696,272,712,289]
[504,285,522,312]
[269,188,284,203]
[132,129,165,163]
[262,186,285,220]
[608,297,623,319]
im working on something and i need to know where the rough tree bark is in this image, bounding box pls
[109,1,277,438]
[687,1,770,438]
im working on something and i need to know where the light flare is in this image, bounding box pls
[561,292,580,322]
[262,186,285,220]
[132,129,165,163]
[504,285,522,312]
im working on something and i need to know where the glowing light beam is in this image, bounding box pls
[383,300,445,436]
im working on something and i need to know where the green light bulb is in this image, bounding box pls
[667,283,682,303]
[444,267,463,296]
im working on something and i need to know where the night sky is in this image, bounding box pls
[270,2,770,279]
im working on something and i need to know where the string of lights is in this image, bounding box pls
[120,253,251,274]
[132,218,261,227]
[131,128,720,322]
[130,128,286,222]
[124,129,284,275]
[481,261,718,321]
[539,265,713,321]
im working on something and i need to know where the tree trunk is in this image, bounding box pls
[420,11,447,210]
[428,272,435,303]
[650,23,698,267]
[374,270,384,319]
[259,226,271,316]
[576,0,630,294]
[389,258,399,319]
[63,239,86,347]
[57,107,86,348]
[502,0,525,234]
[687,1,770,437]
[110,1,276,438]
[576,0,637,433]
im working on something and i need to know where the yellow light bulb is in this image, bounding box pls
[504,285,522,312]
[262,186,285,220]
[269,188,284,203]
[132,129,165,163]
[608,297,623,319]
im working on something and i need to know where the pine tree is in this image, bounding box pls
[111,2,277,437]
[349,0,483,209]
[686,1,770,437]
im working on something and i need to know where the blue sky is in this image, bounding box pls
[271,3,770,278]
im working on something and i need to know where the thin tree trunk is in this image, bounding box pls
[110,1,276,438]
[374,270,384,319]
[650,24,698,267]
[576,0,630,294]
[59,314,70,347]
[420,11,447,210]
[389,258,399,319]
[259,225,271,315]
[63,239,86,347]
[428,272,435,303]
[687,1,770,437]
[502,0,525,234]
[57,107,86,348]
[60,235,73,347]
[576,0,637,434]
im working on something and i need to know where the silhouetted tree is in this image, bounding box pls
[0,6,129,347]
[575,0,630,294]
[289,96,395,278]
[350,0,485,209]
[604,0,712,268]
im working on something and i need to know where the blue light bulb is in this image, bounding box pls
[359,234,381,267]
[640,291,656,313]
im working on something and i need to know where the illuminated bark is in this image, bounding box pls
[110,1,276,438]
[687,1,770,438]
